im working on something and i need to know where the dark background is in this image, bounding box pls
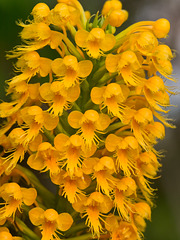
[0,1,180,239]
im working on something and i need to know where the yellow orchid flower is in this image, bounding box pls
[0,183,37,222]
[75,28,116,58]
[29,207,73,240]
[51,55,93,88]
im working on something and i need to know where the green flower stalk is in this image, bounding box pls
[0,0,176,239]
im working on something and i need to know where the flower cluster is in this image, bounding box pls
[0,0,175,239]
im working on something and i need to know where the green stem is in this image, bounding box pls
[66,233,93,240]
[56,121,69,135]
[118,130,133,136]
[84,180,96,194]
[106,121,125,132]
[43,128,55,145]
[74,0,87,28]
[84,99,94,110]
[72,102,82,111]
[84,100,99,112]
[59,112,75,135]
[90,65,107,86]
[16,217,41,240]
[67,23,77,37]
[55,195,73,214]
[59,32,83,60]
[81,80,90,111]
[71,210,80,219]
[114,20,154,49]
[66,223,87,237]
[96,72,118,87]
[23,236,34,240]
[92,11,99,28]
[81,79,90,93]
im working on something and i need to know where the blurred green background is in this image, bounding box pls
[0,0,180,239]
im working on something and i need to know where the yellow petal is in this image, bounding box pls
[105,83,122,97]
[29,207,45,226]
[28,83,40,100]
[82,157,97,174]
[75,29,89,48]
[39,83,54,101]
[28,134,43,152]
[38,142,53,151]
[20,107,33,125]
[89,191,104,204]
[35,22,52,40]
[19,51,40,69]
[81,142,97,157]
[145,76,165,92]
[39,58,52,77]
[85,207,102,235]
[119,137,129,149]
[105,54,118,73]
[69,134,83,147]
[31,3,50,21]
[105,134,120,152]
[100,33,116,52]
[0,231,13,240]
[66,84,80,102]
[63,180,79,203]
[50,31,62,49]
[100,156,114,170]
[154,91,170,105]
[99,195,113,214]
[44,209,58,221]
[105,214,119,232]
[102,0,122,15]
[68,111,83,128]
[54,133,69,151]
[3,183,21,200]
[50,81,64,93]
[78,60,93,78]
[147,122,165,139]
[76,174,91,190]
[87,41,100,58]
[90,87,105,104]
[108,9,128,27]
[95,113,111,131]
[117,84,130,101]
[134,202,151,220]
[27,154,45,171]
[29,106,44,124]
[124,136,139,149]
[116,149,132,175]
[84,109,99,122]
[57,213,73,231]
[90,28,105,39]
[0,227,9,233]
[51,58,66,76]
[153,18,170,38]
[72,194,87,212]
[63,55,78,68]
[22,188,37,206]
[134,108,153,124]
[117,177,137,196]
[51,171,65,185]
[43,112,59,130]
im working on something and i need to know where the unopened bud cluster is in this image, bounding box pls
[0,0,175,239]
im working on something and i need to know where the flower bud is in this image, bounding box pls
[153,18,170,38]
